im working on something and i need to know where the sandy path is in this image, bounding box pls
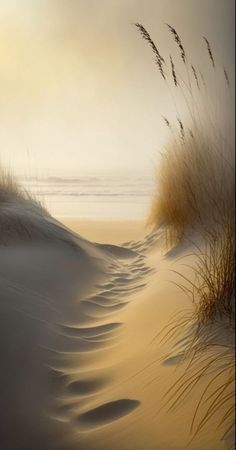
[0,216,232,450]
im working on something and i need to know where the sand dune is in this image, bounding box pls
[0,193,234,450]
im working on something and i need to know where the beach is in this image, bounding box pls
[0,175,234,450]
[0,2,234,448]
[18,176,155,221]
[62,219,145,244]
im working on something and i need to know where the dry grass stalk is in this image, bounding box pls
[177,117,185,140]
[195,221,235,323]
[135,23,166,79]
[199,70,206,87]
[223,67,230,87]
[162,116,171,128]
[203,37,215,68]
[170,55,178,86]
[157,296,235,444]
[191,65,200,89]
[166,24,186,64]
[159,313,235,445]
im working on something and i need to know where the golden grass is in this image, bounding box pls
[136,23,235,323]
[148,128,235,324]
[159,313,235,446]
[194,222,235,323]
[136,22,235,445]
[149,130,234,246]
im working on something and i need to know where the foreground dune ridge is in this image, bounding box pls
[0,176,234,450]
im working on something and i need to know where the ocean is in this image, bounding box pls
[18,176,155,220]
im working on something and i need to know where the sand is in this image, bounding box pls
[0,213,233,450]
[59,219,230,450]
[61,219,146,244]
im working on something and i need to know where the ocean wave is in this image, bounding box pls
[17,175,155,218]
[22,191,152,197]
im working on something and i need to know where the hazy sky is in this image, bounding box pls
[0,0,234,178]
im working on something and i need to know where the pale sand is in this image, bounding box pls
[57,219,229,450]
[1,216,232,450]
[60,219,146,244]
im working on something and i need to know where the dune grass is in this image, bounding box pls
[0,168,75,245]
[149,127,235,324]
[136,22,235,323]
[149,130,234,247]
[0,168,46,242]
[136,23,235,445]
[0,168,47,213]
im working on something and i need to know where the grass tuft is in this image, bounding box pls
[136,22,235,446]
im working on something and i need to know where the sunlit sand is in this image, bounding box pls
[0,2,234,449]
[0,187,233,449]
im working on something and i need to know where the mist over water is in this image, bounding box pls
[19,176,155,219]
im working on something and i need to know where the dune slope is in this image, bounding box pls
[0,186,234,450]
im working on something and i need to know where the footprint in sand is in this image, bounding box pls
[74,399,140,429]
[97,244,137,259]
[67,377,108,396]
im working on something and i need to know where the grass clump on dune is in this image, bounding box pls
[0,168,74,245]
[149,126,235,324]
[136,22,235,445]
[0,168,47,242]
[149,129,234,249]
[135,22,235,324]
[0,168,47,213]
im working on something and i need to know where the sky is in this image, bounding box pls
[0,0,234,178]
